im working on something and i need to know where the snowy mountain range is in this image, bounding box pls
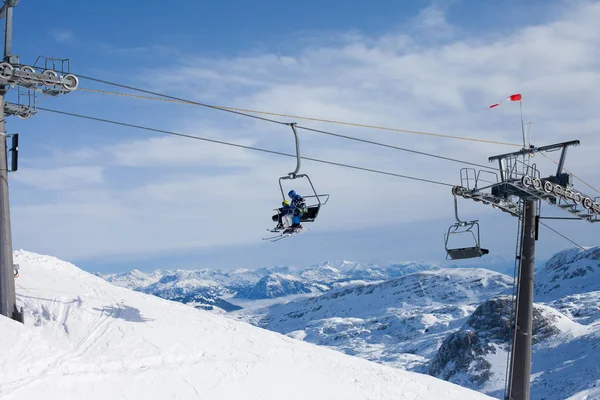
[97,260,442,311]
[3,250,494,400]
[236,268,515,372]
[94,247,600,399]
[232,272,328,299]
[97,258,522,312]
[229,247,600,400]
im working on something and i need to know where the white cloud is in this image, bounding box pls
[110,135,262,168]
[410,2,457,40]
[49,28,74,44]
[12,166,104,190]
[12,0,600,261]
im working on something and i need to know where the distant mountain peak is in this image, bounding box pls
[233,273,325,300]
[535,246,600,299]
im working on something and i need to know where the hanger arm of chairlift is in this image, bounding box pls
[288,123,301,178]
[452,190,478,226]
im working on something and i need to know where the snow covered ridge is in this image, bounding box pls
[2,250,495,400]
[232,272,329,299]
[96,259,443,310]
[96,258,519,311]
[534,246,600,300]
[246,268,515,371]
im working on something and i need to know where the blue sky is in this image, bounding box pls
[4,0,600,274]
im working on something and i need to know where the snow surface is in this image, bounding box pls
[95,268,163,289]
[251,268,514,331]
[231,257,600,400]
[232,268,513,371]
[233,272,328,299]
[1,250,495,400]
[535,246,600,300]
[546,290,600,326]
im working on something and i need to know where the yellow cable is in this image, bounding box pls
[76,87,522,147]
[539,152,600,195]
[74,87,600,195]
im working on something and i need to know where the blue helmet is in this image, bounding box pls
[288,190,297,198]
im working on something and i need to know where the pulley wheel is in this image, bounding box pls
[41,69,59,86]
[62,74,79,91]
[0,62,13,80]
[18,65,35,83]
[521,175,533,188]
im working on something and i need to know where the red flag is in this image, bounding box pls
[509,94,522,101]
[486,93,522,109]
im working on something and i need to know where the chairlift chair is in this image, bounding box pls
[444,188,489,260]
[273,174,330,223]
[268,123,330,232]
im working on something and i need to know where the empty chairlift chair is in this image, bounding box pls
[444,189,489,260]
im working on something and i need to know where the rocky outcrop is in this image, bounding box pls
[429,296,567,388]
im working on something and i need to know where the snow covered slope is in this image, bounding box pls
[139,270,242,312]
[233,272,328,299]
[546,290,600,325]
[2,250,494,400]
[534,246,600,300]
[95,268,163,289]
[239,268,514,371]
[428,296,593,398]
[255,268,513,330]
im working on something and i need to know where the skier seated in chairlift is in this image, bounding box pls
[275,199,294,229]
[277,190,308,231]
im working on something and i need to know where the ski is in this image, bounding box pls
[262,227,308,242]
[262,232,291,242]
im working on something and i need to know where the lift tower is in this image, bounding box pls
[0,0,79,322]
[448,138,599,400]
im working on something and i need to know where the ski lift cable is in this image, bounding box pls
[73,79,600,185]
[71,83,521,147]
[538,152,600,195]
[36,107,456,188]
[536,219,600,262]
[294,125,497,171]
[72,85,499,171]
[27,68,600,194]
[70,83,289,127]
[537,220,588,251]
